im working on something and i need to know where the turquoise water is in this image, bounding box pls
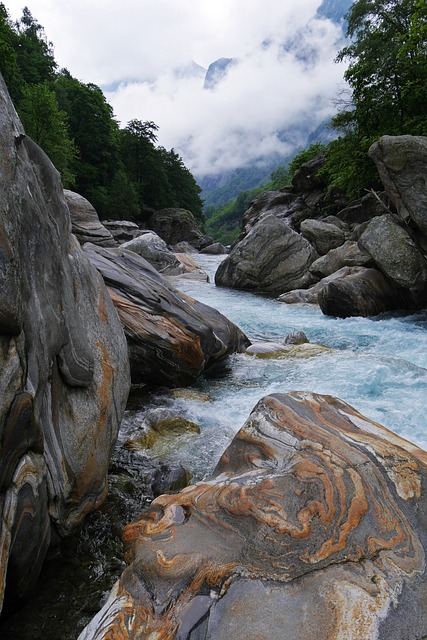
[123,254,427,482]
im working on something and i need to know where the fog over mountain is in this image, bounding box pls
[5,0,352,185]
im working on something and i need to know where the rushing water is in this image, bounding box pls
[3,252,427,640]
[121,253,427,484]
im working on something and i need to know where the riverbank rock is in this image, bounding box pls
[145,208,209,250]
[64,189,116,247]
[0,73,130,613]
[83,244,250,386]
[121,232,185,275]
[369,135,427,238]
[215,136,427,317]
[79,391,427,640]
[318,267,412,318]
[103,220,145,244]
[215,214,318,294]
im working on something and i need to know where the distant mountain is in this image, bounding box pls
[203,58,237,90]
[198,0,353,211]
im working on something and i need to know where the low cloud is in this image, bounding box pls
[5,0,348,176]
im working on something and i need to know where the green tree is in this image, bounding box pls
[0,3,24,102]
[54,71,120,214]
[119,119,175,211]
[324,0,427,196]
[14,6,56,86]
[18,82,77,186]
[159,147,204,223]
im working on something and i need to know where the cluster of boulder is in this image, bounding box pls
[0,72,246,619]
[216,136,427,318]
[1,65,427,640]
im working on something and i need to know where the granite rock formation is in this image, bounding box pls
[121,232,185,275]
[83,244,250,386]
[79,391,427,640]
[64,189,116,247]
[145,208,209,250]
[0,74,131,612]
[215,214,318,295]
[216,137,427,317]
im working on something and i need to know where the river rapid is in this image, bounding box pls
[122,253,427,484]
[2,252,427,640]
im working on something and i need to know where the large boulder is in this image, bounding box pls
[369,135,427,238]
[64,189,116,247]
[299,218,346,255]
[0,74,130,612]
[83,245,250,386]
[278,266,366,305]
[121,232,185,275]
[358,213,427,292]
[215,214,318,295]
[79,392,427,640]
[309,240,372,278]
[146,208,208,250]
[318,267,412,318]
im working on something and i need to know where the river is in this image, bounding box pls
[120,253,427,484]
[2,252,427,639]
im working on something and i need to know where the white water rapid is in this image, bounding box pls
[122,254,427,482]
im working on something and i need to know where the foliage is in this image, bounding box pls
[0,5,204,224]
[324,0,427,197]
[288,142,326,177]
[19,82,77,186]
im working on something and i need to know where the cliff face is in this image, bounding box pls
[0,73,131,612]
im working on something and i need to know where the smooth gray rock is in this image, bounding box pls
[359,214,427,290]
[103,219,144,244]
[318,267,412,317]
[215,214,318,294]
[279,266,366,305]
[0,73,130,612]
[369,135,427,237]
[121,232,185,275]
[146,208,207,250]
[309,240,372,278]
[200,242,228,255]
[64,189,116,247]
[84,245,250,387]
[299,218,345,255]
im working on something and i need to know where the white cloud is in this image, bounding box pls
[4,0,348,176]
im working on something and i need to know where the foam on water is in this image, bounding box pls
[127,254,427,481]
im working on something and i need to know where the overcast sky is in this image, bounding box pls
[5,1,348,176]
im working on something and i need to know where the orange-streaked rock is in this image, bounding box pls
[79,392,427,639]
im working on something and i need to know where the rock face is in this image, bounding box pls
[79,391,427,640]
[83,245,250,386]
[0,74,131,612]
[146,208,208,250]
[369,135,427,237]
[217,135,427,318]
[64,189,116,247]
[215,214,318,294]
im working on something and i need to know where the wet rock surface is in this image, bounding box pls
[79,391,427,640]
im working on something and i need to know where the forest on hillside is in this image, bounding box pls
[1,0,426,239]
[0,4,204,222]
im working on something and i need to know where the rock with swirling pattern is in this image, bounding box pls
[79,391,427,639]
